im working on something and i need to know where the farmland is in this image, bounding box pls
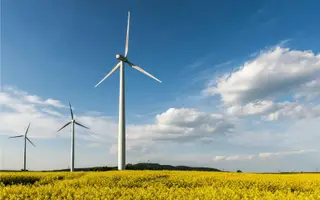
[1,171,320,199]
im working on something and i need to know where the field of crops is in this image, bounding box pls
[1,171,320,199]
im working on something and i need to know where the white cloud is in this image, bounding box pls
[204,46,320,106]
[41,108,64,118]
[1,86,234,154]
[213,156,227,161]
[213,150,316,161]
[227,100,320,121]
[294,78,320,100]
[264,103,320,121]
[24,95,66,108]
[213,154,255,161]
[258,150,317,158]
[0,92,38,113]
[156,108,224,127]
[203,46,320,122]
[0,87,84,139]
[227,100,277,116]
[227,155,254,161]
[3,86,66,108]
[3,86,28,96]
[133,108,235,143]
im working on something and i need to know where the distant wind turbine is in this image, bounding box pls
[8,123,35,171]
[57,102,89,172]
[94,11,161,170]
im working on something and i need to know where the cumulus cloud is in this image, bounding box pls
[213,150,317,161]
[134,108,235,142]
[41,108,64,118]
[227,100,277,116]
[156,108,224,127]
[1,86,233,154]
[4,86,67,108]
[227,100,320,120]
[294,78,320,101]
[213,154,255,161]
[204,46,320,106]
[258,150,317,158]
[0,92,38,113]
[264,103,320,121]
[0,86,112,139]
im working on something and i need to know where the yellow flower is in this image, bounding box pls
[1,171,320,199]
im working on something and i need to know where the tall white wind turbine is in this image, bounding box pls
[95,11,161,170]
[57,102,89,172]
[8,123,35,171]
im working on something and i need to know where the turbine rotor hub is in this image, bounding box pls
[116,54,126,61]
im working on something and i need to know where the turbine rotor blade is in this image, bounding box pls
[25,123,31,136]
[8,135,24,139]
[95,62,121,88]
[130,64,162,83]
[69,102,74,120]
[26,137,36,147]
[75,121,90,130]
[57,122,72,132]
[125,11,130,57]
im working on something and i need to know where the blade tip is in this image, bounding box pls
[95,82,101,88]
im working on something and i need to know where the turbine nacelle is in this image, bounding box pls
[57,102,90,132]
[95,11,162,89]
[116,54,126,61]
[8,123,35,147]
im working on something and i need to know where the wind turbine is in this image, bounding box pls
[57,102,89,172]
[8,123,35,171]
[95,11,162,170]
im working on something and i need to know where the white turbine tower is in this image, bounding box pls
[95,11,161,170]
[57,102,89,172]
[8,123,35,171]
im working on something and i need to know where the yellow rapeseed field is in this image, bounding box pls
[1,171,320,199]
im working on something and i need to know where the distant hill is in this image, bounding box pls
[49,163,221,172]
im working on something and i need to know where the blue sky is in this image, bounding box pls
[1,0,320,172]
